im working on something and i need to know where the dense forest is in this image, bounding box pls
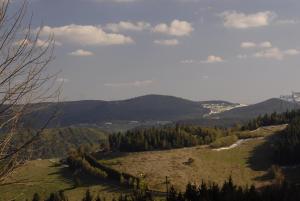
[108,125,230,152]
[241,110,300,130]
[273,118,300,165]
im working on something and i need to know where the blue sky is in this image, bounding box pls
[16,0,300,104]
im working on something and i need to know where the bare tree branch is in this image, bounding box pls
[0,0,60,182]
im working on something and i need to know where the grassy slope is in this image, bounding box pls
[2,125,300,201]
[0,160,128,201]
[99,125,290,191]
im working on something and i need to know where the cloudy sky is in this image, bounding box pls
[17,0,300,103]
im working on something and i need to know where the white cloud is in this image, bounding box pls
[105,21,151,32]
[284,49,300,56]
[56,78,70,83]
[154,39,179,46]
[254,48,300,60]
[153,20,193,36]
[221,11,275,29]
[240,41,272,49]
[260,41,272,48]
[241,42,256,49]
[254,48,284,60]
[14,39,62,47]
[201,55,224,63]
[39,24,134,46]
[180,59,195,64]
[69,49,94,56]
[276,19,299,25]
[104,80,154,87]
[237,54,248,59]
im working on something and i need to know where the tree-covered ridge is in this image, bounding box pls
[108,125,231,152]
[242,110,300,131]
[273,118,300,165]
[5,127,108,159]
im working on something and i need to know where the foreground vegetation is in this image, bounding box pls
[27,177,300,201]
[1,124,298,201]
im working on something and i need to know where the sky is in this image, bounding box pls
[12,0,300,104]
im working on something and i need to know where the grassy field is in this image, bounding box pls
[1,124,299,201]
[0,160,128,201]
[99,125,291,191]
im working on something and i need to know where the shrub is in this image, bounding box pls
[210,135,238,149]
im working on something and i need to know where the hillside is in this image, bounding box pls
[12,127,108,159]
[22,96,300,129]
[24,95,211,127]
[2,125,299,201]
[215,98,300,120]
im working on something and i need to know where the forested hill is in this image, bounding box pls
[24,95,212,127]
[22,95,300,128]
[214,98,300,120]
[12,127,108,159]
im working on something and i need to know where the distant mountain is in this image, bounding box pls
[215,98,300,120]
[24,96,300,129]
[26,95,211,127]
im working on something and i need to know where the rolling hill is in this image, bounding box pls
[21,95,300,128]
[25,95,211,127]
[215,98,300,120]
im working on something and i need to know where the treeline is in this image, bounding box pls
[273,118,300,165]
[66,148,142,189]
[166,177,300,201]
[29,177,300,201]
[108,125,230,152]
[4,127,107,159]
[29,188,153,201]
[242,110,300,131]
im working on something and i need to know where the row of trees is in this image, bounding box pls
[30,188,153,201]
[165,178,300,201]
[241,110,300,131]
[108,125,228,152]
[66,148,142,189]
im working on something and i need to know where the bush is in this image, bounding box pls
[210,135,238,149]
[236,131,265,139]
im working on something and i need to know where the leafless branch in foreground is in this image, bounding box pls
[0,0,60,182]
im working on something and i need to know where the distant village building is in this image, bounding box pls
[280,92,300,103]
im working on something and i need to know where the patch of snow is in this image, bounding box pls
[212,137,264,151]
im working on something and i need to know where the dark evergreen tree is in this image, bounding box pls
[82,190,93,201]
[32,193,41,201]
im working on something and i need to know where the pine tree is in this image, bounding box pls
[82,190,93,201]
[32,193,41,201]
